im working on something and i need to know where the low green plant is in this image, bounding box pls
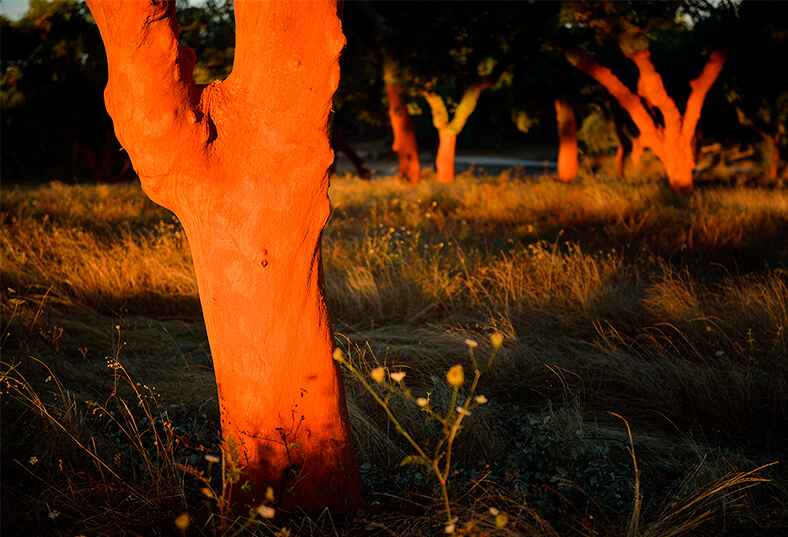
[334,332,507,534]
[504,409,627,496]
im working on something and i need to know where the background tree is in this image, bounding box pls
[340,1,424,183]
[554,96,579,181]
[1,0,128,182]
[378,1,517,183]
[717,0,788,179]
[175,0,235,84]
[476,0,583,182]
[383,54,422,183]
[85,0,365,512]
[561,0,730,192]
[330,1,386,180]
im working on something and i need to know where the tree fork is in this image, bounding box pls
[424,83,490,183]
[566,48,728,193]
[86,0,366,512]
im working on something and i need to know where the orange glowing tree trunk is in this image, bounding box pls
[766,135,781,180]
[384,57,421,184]
[567,48,729,193]
[424,84,490,183]
[86,0,365,512]
[555,97,579,182]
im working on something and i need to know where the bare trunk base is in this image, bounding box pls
[436,130,457,183]
[555,97,578,182]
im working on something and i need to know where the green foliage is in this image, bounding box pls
[176,0,235,84]
[503,407,630,504]
[334,2,388,131]
[578,107,619,156]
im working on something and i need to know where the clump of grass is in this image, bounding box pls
[2,182,198,316]
[1,355,189,534]
[0,320,217,536]
[177,439,281,536]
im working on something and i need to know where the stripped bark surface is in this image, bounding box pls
[86,0,365,512]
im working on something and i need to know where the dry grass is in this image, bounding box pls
[2,171,786,535]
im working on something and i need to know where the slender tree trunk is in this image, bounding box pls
[766,134,780,179]
[436,129,457,183]
[660,129,696,192]
[72,134,130,183]
[566,48,728,193]
[613,120,628,178]
[86,0,365,513]
[615,142,626,178]
[72,139,109,182]
[554,97,578,182]
[383,57,420,184]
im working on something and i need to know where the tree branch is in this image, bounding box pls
[625,49,683,133]
[447,83,491,135]
[227,0,345,136]
[682,49,730,142]
[86,0,208,183]
[423,91,450,131]
[566,51,661,146]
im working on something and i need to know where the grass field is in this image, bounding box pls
[2,166,787,536]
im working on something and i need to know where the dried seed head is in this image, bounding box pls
[490,332,504,349]
[390,371,406,383]
[446,365,464,387]
[371,367,386,383]
[174,514,190,530]
[256,505,275,519]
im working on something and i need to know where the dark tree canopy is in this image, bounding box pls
[1,0,125,181]
[2,0,786,183]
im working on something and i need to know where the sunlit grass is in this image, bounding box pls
[1,172,786,535]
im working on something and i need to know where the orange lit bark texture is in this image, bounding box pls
[424,84,490,183]
[555,97,578,182]
[567,48,729,193]
[384,57,420,184]
[86,0,365,512]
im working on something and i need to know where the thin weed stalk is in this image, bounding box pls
[334,332,504,534]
